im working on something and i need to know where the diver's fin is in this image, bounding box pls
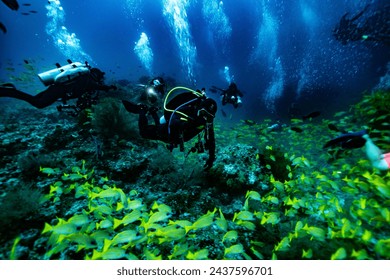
[0,83,16,89]
[55,63,61,68]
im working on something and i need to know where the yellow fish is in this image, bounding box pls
[222,230,238,243]
[186,249,209,260]
[331,247,347,260]
[91,248,126,260]
[156,225,186,243]
[110,230,138,247]
[169,242,189,260]
[224,244,244,257]
[113,209,141,229]
[185,208,216,233]
[42,219,77,235]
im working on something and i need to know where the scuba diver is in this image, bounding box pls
[0,60,117,116]
[333,4,390,45]
[210,82,243,108]
[122,87,217,170]
[137,77,166,106]
[324,130,389,171]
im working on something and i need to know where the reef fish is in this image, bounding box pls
[328,123,346,133]
[302,111,321,120]
[1,0,19,10]
[0,22,6,33]
[244,119,256,126]
[290,126,303,133]
[323,130,367,149]
[328,123,340,132]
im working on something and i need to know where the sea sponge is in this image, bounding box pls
[91,98,138,142]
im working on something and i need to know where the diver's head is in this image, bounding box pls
[152,78,162,86]
[152,77,165,86]
[151,77,166,94]
[229,82,237,90]
[90,68,105,81]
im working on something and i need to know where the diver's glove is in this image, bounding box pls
[204,156,215,171]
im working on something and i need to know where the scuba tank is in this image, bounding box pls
[38,61,90,86]
[163,86,204,123]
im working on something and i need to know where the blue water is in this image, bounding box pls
[0,0,389,120]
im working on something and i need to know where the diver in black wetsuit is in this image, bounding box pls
[211,82,243,109]
[122,88,217,170]
[138,77,166,106]
[0,61,116,115]
[333,5,390,45]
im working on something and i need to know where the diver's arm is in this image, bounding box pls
[85,73,117,92]
[351,5,370,22]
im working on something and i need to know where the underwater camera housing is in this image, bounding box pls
[38,60,90,86]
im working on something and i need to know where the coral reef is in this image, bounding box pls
[0,89,389,260]
[208,144,265,193]
[0,184,43,243]
[91,98,138,142]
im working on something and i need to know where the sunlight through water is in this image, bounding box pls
[45,0,93,63]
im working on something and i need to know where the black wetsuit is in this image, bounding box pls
[221,83,243,108]
[0,70,113,109]
[123,94,216,168]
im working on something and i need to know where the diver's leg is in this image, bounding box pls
[0,85,64,109]
[0,87,42,107]
[167,117,186,151]
[138,111,161,140]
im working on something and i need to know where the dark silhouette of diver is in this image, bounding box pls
[0,61,116,115]
[210,82,243,108]
[333,4,390,45]
[122,87,217,170]
[324,130,390,171]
